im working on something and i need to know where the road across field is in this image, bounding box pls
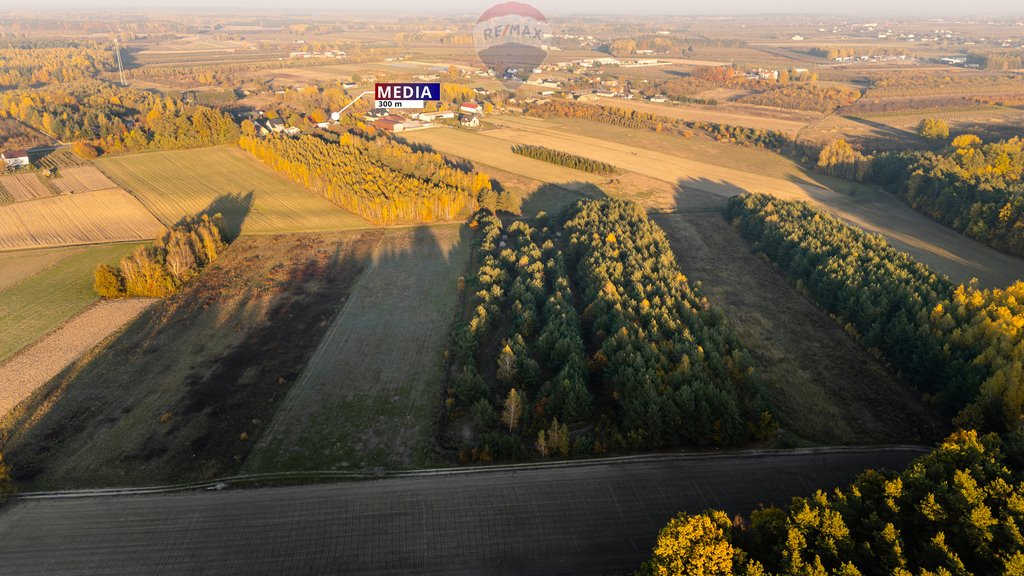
[0,447,926,575]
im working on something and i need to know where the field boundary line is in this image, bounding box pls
[12,444,932,500]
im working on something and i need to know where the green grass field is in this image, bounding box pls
[0,243,142,363]
[96,146,371,237]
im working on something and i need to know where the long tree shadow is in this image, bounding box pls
[518,181,608,217]
[0,218,480,487]
[173,191,254,241]
[0,226,383,487]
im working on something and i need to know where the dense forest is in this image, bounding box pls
[0,43,114,89]
[726,193,1024,433]
[524,100,789,151]
[638,430,1024,576]
[445,200,771,462]
[0,82,239,153]
[239,125,508,224]
[510,144,620,174]
[873,136,1024,257]
[94,215,227,299]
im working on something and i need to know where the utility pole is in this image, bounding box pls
[114,37,127,86]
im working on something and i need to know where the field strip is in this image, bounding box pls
[475,118,1024,287]
[0,188,164,251]
[247,225,469,472]
[0,299,156,417]
[401,128,606,185]
[592,97,815,134]
[0,246,84,291]
[96,147,370,236]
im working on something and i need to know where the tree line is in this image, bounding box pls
[238,125,509,225]
[726,193,1024,433]
[445,199,772,463]
[510,144,621,174]
[872,136,1024,257]
[446,213,591,462]
[524,100,789,151]
[637,430,1024,576]
[0,81,239,153]
[94,214,227,299]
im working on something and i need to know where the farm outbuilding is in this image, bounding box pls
[2,150,30,169]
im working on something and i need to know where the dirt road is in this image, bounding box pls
[0,447,926,576]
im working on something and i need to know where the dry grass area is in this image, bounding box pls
[0,188,164,250]
[594,98,817,135]
[403,128,606,186]
[0,173,53,202]
[97,146,369,237]
[49,165,118,194]
[474,115,1024,286]
[0,246,84,291]
[654,211,941,445]
[0,231,383,489]
[247,225,469,473]
[0,299,156,417]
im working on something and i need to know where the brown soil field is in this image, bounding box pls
[654,210,941,445]
[0,230,383,489]
[49,165,118,194]
[0,188,164,250]
[0,299,156,417]
[0,174,53,202]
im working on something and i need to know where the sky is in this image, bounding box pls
[6,0,1024,17]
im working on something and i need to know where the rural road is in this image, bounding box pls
[0,447,927,575]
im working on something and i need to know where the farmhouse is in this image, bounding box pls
[266,118,286,133]
[417,110,456,121]
[374,115,408,132]
[459,114,480,128]
[460,102,482,115]
[1,150,30,169]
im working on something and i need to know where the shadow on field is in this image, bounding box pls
[670,178,734,213]
[244,222,469,473]
[0,225,434,488]
[519,181,607,217]
[174,191,254,241]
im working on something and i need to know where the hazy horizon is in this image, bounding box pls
[5,0,1024,17]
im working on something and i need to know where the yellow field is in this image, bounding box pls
[0,188,164,251]
[50,165,118,194]
[0,174,53,202]
[96,146,370,237]
[422,115,1024,287]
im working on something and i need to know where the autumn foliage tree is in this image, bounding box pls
[95,214,227,299]
[638,430,1024,576]
[238,128,507,224]
[816,139,873,181]
[917,117,950,140]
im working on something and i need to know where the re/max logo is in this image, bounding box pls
[374,83,440,101]
[482,24,544,41]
